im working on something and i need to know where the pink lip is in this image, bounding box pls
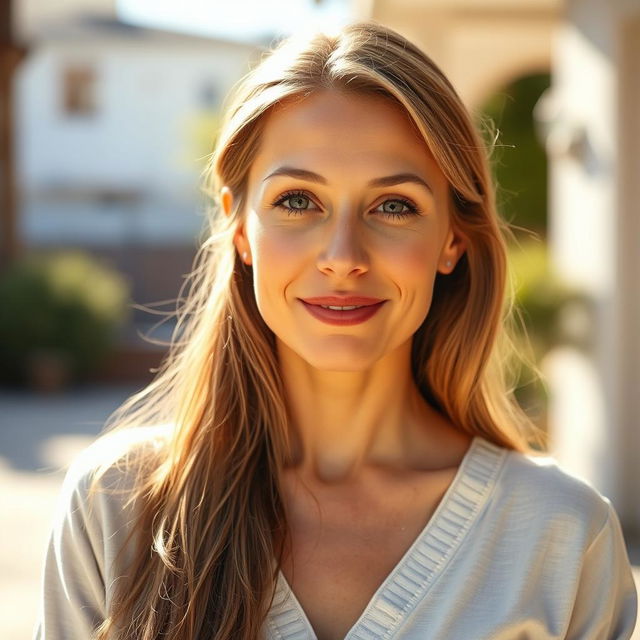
[298,296,387,326]
[300,295,385,306]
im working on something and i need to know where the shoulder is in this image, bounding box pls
[50,424,173,574]
[57,423,172,521]
[481,438,613,546]
[37,425,173,635]
[65,423,171,481]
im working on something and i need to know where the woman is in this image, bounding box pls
[34,21,637,640]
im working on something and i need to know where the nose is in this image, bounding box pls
[316,213,369,278]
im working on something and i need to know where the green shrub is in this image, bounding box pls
[0,250,130,386]
[507,239,590,424]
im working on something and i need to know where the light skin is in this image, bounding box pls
[222,88,473,640]
[221,88,469,487]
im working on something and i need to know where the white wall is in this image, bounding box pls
[15,0,118,41]
[15,30,257,246]
[545,0,640,530]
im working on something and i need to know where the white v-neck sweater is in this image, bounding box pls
[33,427,637,640]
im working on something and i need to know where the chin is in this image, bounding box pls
[275,334,389,372]
[298,347,381,372]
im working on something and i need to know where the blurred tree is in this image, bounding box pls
[506,238,589,428]
[479,72,551,238]
[0,251,130,389]
[477,72,567,434]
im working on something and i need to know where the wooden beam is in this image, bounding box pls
[0,0,27,270]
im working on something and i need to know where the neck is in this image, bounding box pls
[277,339,453,484]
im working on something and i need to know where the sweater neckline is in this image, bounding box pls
[265,435,507,640]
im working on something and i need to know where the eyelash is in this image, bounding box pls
[271,189,421,219]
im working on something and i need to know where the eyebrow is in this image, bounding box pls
[262,166,433,194]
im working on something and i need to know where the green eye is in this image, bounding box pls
[285,194,310,211]
[374,198,420,218]
[272,190,315,216]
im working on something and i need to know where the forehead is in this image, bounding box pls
[247,89,445,186]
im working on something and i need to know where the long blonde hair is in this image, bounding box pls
[90,20,543,640]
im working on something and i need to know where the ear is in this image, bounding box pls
[221,185,234,217]
[437,226,466,274]
[221,186,252,265]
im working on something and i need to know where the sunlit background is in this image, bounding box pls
[1,0,638,637]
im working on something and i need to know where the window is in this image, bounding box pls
[198,80,219,110]
[62,66,97,116]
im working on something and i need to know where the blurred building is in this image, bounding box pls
[12,0,260,363]
[16,18,255,249]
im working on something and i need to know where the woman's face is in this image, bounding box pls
[223,89,465,371]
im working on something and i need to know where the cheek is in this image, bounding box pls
[386,237,441,328]
[248,223,308,310]
[386,234,440,286]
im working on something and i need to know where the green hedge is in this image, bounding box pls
[0,250,130,386]
[508,239,590,423]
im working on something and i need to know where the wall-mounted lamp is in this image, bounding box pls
[533,88,589,160]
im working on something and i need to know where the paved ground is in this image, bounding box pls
[1,384,639,639]
[0,384,140,640]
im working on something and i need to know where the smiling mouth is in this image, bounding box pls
[300,295,385,307]
[299,299,387,326]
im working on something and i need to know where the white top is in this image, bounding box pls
[33,428,638,640]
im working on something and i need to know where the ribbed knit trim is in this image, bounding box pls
[265,436,507,640]
[267,577,315,640]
